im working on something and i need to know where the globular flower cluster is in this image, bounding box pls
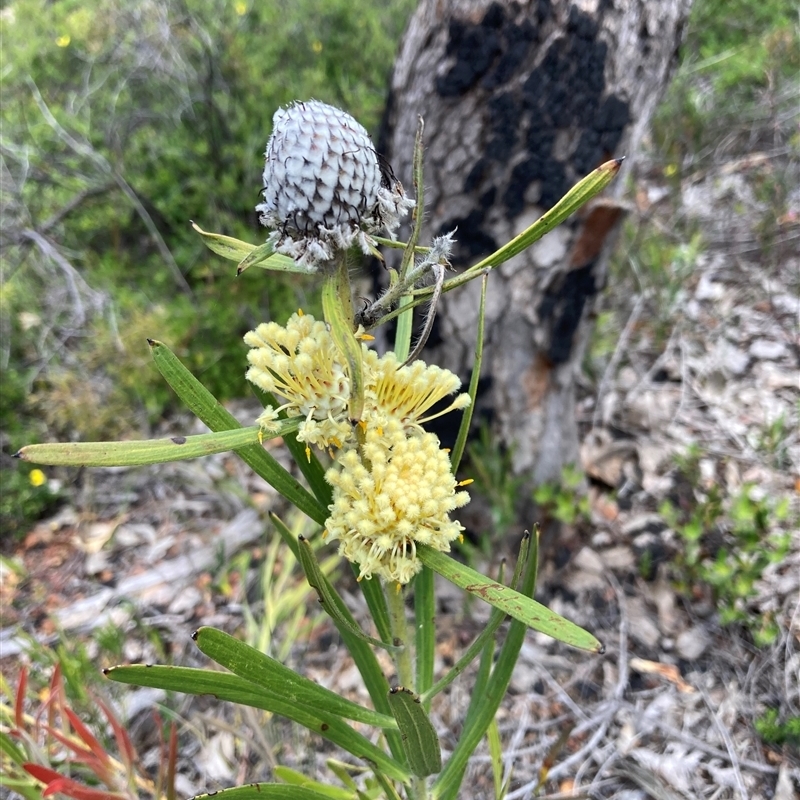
[245,314,470,584]
[244,312,352,450]
[257,100,415,271]
[326,421,469,585]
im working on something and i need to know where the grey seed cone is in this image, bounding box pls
[257,100,414,271]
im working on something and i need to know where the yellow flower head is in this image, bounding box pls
[324,420,469,584]
[363,350,470,433]
[245,313,352,448]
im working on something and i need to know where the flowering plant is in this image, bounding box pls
[18,100,619,799]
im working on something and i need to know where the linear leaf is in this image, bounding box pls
[269,515,405,764]
[414,566,435,703]
[105,665,409,784]
[16,427,263,467]
[450,272,487,472]
[355,572,393,648]
[272,766,354,799]
[434,530,540,799]
[417,545,602,653]
[193,627,397,729]
[387,687,442,777]
[191,221,304,273]
[422,535,529,705]
[297,537,401,653]
[321,263,363,421]
[463,158,623,276]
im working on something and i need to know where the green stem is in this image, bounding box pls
[386,583,414,691]
[386,583,428,800]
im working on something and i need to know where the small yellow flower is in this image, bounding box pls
[245,313,352,449]
[56,34,71,47]
[363,350,470,434]
[324,421,469,584]
[29,469,46,487]
[234,0,247,15]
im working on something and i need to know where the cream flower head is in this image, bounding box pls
[363,349,470,434]
[244,312,352,449]
[324,420,469,584]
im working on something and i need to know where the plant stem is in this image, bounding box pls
[386,582,415,690]
[386,582,430,800]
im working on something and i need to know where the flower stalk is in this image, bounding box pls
[387,584,415,691]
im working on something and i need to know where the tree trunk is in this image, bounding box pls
[381,0,692,483]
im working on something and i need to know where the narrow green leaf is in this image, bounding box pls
[465,618,496,734]
[273,767,354,799]
[418,544,602,653]
[396,159,623,308]
[387,687,442,777]
[372,236,429,255]
[149,340,326,525]
[297,537,401,653]
[322,261,364,421]
[16,427,264,467]
[450,272,487,472]
[191,221,304,273]
[271,512,302,560]
[0,730,27,765]
[392,294,414,364]
[414,566,435,703]
[0,777,41,800]
[464,158,623,276]
[394,117,426,360]
[371,773,405,800]
[356,573,393,648]
[193,627,397,729]
[434,530,540,800]
[190,784,340,800]
[236,241,288,274]
[322,763,358,793]
[487,717,504,800]
[105,665,409,784]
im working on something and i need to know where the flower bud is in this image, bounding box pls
[257,100,414,270]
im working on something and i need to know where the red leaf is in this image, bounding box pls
[22,765,125,800]
[39,724,111,779]
[95,696,136,771]
[15,665,28,727]
[167,721,177,800]
[23,763,63,783]
[64,706,111,766]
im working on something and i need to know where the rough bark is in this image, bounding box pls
[381,0,692,483]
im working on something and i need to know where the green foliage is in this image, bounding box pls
[754,708,800,747]
[0,466,61,540]
[687,0,798,88]
[753,413,791,470]
[661,462,792,645]
[652,0,799,162]
[533,465,591,527]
